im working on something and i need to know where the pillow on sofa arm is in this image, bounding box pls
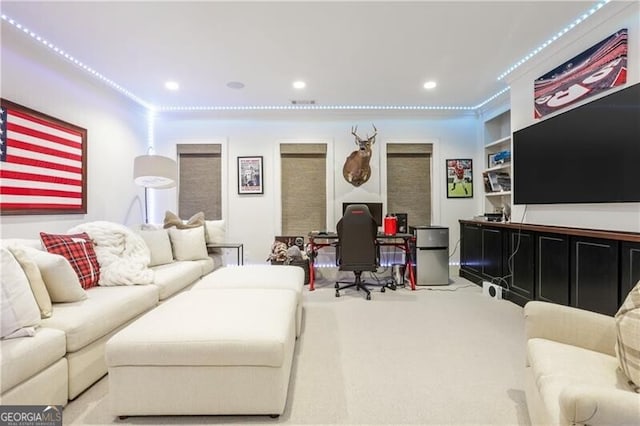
[1,247,41,339]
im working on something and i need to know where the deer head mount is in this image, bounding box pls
[343,124,377,187]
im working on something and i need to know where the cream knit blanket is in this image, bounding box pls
[69,221,154,286]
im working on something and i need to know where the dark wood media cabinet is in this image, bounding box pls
[459,219,640,316]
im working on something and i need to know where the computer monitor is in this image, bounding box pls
[342,202,383,227]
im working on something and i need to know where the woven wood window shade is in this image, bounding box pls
[280,144,327,237]
[177,144,222,219]
[386,143,432,226]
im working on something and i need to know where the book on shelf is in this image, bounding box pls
[483,171,511,192]
[488,150,511,168]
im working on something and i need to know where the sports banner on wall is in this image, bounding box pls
[534,28,627,119]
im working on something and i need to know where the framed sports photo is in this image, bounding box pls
[237,156,264,195]
[446,159,473,198]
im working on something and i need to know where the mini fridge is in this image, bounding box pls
[413,226,449,285]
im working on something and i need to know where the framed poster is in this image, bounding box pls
[446,159,473,198]
[237,156,264,194]
[1,99,88,215]
[534,28,627,118]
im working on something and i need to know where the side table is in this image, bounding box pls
[207,243,244,265]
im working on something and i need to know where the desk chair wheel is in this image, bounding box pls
[381,287,386,292]
[366,293,371,300]
[335,290,340,297]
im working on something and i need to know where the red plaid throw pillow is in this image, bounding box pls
[40,232,101,289]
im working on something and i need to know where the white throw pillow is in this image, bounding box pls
[205,220,226,244]
[137,229,174,267]
[205,220,226,254]
[1,247,41,339]
[8,246,53,318]
[168,227,208,261]
[19,246,87,303]
[615,280,640,390]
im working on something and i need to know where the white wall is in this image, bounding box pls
[1,25,149,238]
[507,1,640,232]
[153,112,479,263]
[1,17,486,264]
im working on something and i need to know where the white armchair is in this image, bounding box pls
[523,301,640,426]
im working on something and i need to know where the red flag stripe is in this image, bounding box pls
[0,202,81,210]
[9,108,83,139]
[0,186,81,199]
[7,138,82,162]
[0,169,82,187]
[5,154,83,175]
[7,122,82,150]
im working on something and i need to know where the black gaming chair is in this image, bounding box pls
[334,204,381,300]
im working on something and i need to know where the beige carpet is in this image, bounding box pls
[62,272,531,425]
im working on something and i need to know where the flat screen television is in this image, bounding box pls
[342,202,383,227]
[513,82,640,205]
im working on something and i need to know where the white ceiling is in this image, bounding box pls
[1,1,611,109]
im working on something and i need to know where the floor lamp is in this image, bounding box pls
[133,155,177,224]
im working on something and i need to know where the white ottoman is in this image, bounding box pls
[106,289,297,418]
[192,265,304,337]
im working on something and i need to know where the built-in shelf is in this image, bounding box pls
[483,110,511,213]
[484,163,511,173]
[485,191,511,197]
[484,135,511,149]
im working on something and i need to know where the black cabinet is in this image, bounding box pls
[482,228,503,280]
[460,222,505,285]
[621,242,640,305]
[460,223,482,281]
[570,237,619,316]
[537,234,570,305]
[507,230,535,306]
[459,220,640,315]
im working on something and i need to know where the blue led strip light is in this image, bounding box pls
[2,0,611,112]
[1,14,152,109]
[154,105,475,112]
[496,0,612,81]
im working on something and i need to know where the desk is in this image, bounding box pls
[307,232,416,291]
[207,243,244,265]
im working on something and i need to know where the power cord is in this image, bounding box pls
[489,204,528,294]
[449,238,461,258]
[409,284,475,292]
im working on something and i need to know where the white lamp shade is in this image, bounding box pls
[133,155,177,188]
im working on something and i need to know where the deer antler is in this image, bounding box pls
[368,124,377,140]
[351,125,362,144]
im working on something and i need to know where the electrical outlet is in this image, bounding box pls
[482,281,503,299]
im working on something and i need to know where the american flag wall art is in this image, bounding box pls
[0,99,87,215]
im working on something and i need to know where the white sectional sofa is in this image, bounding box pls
[523,301,640,426]
[0,225,220,406]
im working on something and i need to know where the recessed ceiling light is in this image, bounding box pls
[293,81,306,89]
[164,81,179,91]
[226,81,245,89]
[423,81,437,90]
